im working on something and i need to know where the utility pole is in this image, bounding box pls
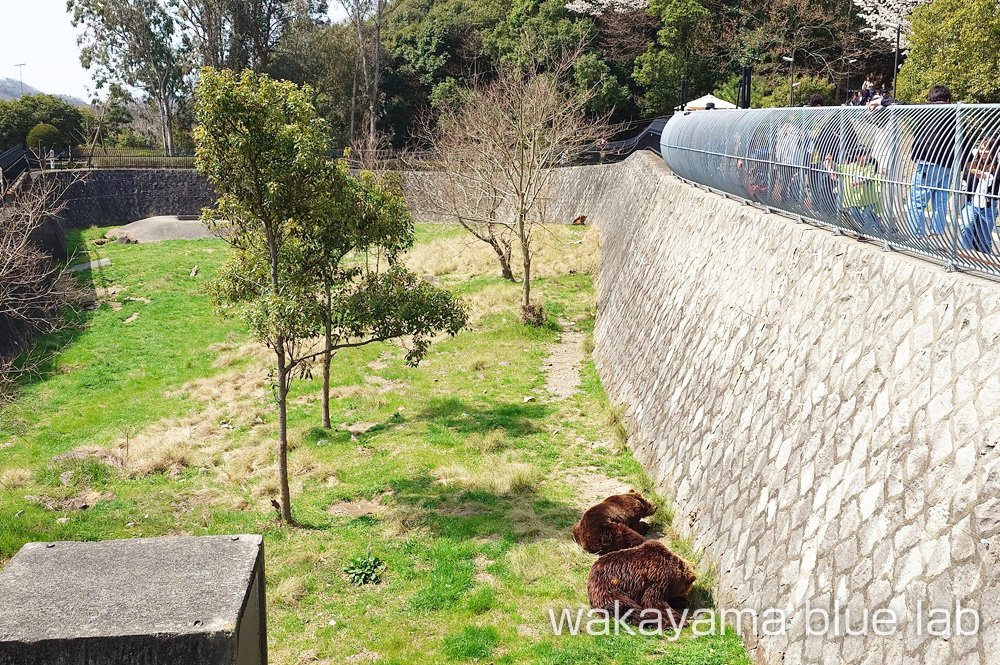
[14,64,25,97]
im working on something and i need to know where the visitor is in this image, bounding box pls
[833,147,883,236]
[774,119,805,204]
[906,85,958,244]
[960,138,1000,253]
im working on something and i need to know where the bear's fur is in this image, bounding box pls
[572,490,656,555]
[587,540,697,626]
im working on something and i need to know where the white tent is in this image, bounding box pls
[678,94,737,111]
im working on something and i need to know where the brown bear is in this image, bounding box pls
[572,490,656,555]
[587,540,697,626]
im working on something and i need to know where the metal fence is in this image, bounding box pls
[36,147,196,170]
[661,104,1000,279]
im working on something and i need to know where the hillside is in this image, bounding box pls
[0,78,88,106]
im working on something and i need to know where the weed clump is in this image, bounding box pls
[344,553,386,585]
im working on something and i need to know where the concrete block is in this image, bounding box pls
[0,535,266,665]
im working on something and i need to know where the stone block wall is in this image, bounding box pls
[46,169,215,229]
[565,151,1000,664]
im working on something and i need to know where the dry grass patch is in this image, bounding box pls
[0,467,32,490]
[467,428,509,453]
[404,224,600,282]
[432,456,541,495]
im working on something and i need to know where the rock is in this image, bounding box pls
[68,258,111,273]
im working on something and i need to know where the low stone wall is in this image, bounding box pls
[569,151,1000,664]
[46,169,215,229]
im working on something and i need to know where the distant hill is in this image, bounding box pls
[0,78,88,107]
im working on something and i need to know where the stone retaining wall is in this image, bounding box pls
[570,151,1000,665]
[47,169,215,229]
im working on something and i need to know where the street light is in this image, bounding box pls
[782,55,794,106]
[847,58,858,100]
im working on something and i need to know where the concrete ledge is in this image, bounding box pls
[0,535,266,665]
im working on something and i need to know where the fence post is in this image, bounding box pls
[945,103,964,272]
[834,107,845,233]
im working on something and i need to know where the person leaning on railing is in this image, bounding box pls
[906,85,958,243]
[960,137,1000,254]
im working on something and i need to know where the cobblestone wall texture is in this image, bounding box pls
[580,152,1000,665]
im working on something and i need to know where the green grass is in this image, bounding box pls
[0,223,750,665]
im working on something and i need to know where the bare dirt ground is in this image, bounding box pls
[543,320,585,400]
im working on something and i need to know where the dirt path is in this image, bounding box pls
[543,320,585,400]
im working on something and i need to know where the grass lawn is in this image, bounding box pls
[0,222,751,665]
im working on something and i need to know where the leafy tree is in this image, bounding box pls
[268,18,362,148]
[196,68,465,521]
[69,0,188,154]
[0,95,85,150]
[896,0,1000,103]
[196,68,333,522]
[632,0,712,115]
[26,124,65,152]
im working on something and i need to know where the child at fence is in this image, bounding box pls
[830,147,884,236]
[960,138,1000,254]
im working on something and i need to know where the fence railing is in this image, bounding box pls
[35,147,196,170]
[661,104,1000,280]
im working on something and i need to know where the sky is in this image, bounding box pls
[0,0,349,102]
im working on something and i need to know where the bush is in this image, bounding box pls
[26,123,64,151]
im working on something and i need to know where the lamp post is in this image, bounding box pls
[782,55,794,106]
[889,23,901,98]
[14,64,25,97]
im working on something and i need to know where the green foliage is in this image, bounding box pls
[442,626,500,660]
[25,124,65,151]
[343,553,386,585]
[0,95,84,149]
[632,0,713,115]
[573,53,630,113]
[759,75,836,108]
[897,0,1000,103]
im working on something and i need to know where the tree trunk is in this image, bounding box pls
[519,214,531,308]
[276,348,293,523]
[322,286,333,430]
[493,242,515,281]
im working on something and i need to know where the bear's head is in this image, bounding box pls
[626,490,657,517]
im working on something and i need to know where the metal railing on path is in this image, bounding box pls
[661,104,1000,280]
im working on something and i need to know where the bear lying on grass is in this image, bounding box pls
[572,490,656,554]
[587,540,697,626]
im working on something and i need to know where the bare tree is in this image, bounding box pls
[415,60,609,323]
[0,176,86,402]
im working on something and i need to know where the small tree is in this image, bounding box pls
[309,165,467,428]
[196,68,466,520]
[417,62,608,322]
[196,68,333,523]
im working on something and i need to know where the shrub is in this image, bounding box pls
[26,123,64,151]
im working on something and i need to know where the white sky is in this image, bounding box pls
[0,0,349,101]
